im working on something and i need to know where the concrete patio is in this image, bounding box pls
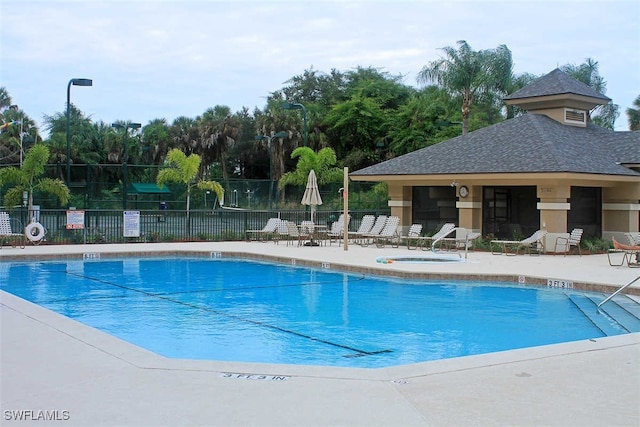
[1,242,639,426]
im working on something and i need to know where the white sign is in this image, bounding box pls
[66,210,85,230]
[123,211,140,237]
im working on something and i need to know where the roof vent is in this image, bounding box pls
[564,108,587,126]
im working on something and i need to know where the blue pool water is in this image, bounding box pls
[0,257,624,368]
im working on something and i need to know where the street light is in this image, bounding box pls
[66,78,93,184]
[255,131,288,210]
[113,122,142,210]
[281,102,307,147]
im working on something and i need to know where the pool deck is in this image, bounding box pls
[1,241,639,426]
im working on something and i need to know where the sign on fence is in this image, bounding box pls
[123,211,140,237]
[66,210,85,230]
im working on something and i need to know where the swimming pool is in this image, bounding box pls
[0,256,631,368]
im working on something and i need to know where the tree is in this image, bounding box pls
[627,95,640,131]
[561,59,619,129]
[156,149,224,236]
[0,144,70,215]
[279,146,343,190]
[417,40,513,135]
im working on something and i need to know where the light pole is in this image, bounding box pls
[113,122,142,210]
[255,131,288,210]
[66,78,93,184]
[281,102,307,147]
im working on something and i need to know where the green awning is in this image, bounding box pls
[127,183,172,194]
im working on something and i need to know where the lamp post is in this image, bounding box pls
[255,131,288,210]
[113,122,142,210]
[281,102,307,147]
[66,78,93,184]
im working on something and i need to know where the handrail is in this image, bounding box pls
[430,227,459,252]
[597,276,640,309]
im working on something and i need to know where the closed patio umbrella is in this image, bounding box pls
[301,169,323,224]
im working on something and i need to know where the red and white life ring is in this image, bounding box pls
[25,221,46,243]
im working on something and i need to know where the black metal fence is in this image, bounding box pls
[12,207,389,245]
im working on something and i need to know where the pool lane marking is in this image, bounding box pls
[63,271,391,358]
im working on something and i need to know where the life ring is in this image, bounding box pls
[25,221,46,243]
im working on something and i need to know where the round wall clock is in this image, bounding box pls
[459,185,469,198]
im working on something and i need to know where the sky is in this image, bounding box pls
[1,0,639,137]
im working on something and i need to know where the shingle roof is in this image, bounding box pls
[351,114,640,177]
[504,68,611,102]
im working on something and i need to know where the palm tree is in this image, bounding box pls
[561,59,619,129]
[156,148,224,237]
[627,95,640,130]
[417,40,513,135]
[0,144,70,216]
[279,146,343,190]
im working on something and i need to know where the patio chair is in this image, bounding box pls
[283,221,312,247]
[348,215,375,244]
[374,216,400,248]
[359,215,387,247]
[608,237,640,267]
[554,228,583,256]
[490,230,548,256]
[0,212,25,249]
[418,223,456,251]
[245,217,280,242]
[403,224,423,250]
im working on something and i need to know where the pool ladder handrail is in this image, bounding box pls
[431,227,470,259]
[597,276,640,309]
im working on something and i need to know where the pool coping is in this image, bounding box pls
[2,247,638,295]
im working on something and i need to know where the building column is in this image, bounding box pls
[537,185,571,252]
[456,185,481,233]
[387,184,412,233]
[602,184,640,239]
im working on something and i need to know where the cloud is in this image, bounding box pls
[2,0,638,134]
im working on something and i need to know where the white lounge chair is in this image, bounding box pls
[0,212,25,249]
[490,230,548,256]
[245,217,280,242]
[348,215,375,244]
[403,224,423,250]
[327,214,350,246]
[374,216,400,248]
[359,215,387,247]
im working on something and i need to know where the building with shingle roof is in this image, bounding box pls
[351,69,639,248]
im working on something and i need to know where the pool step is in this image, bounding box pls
[590,294,640,333]
[565,293,631,336]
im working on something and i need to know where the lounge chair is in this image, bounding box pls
[359,215,387,247]
[608,237,640,267]
[554,228,583,256]
[348,215,375,244]
[418,223,456,251]
[443,228,481,251]
[403,224,423,250]
[327,214,351,246]
[245,217,280,242]
[0,212,25,249]
[374,216,400,248]
[490,230,548,256]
